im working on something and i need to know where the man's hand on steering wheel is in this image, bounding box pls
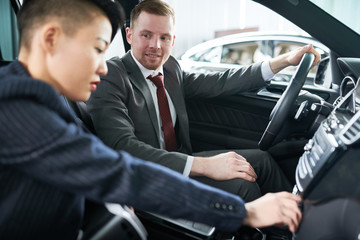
[269,44,321,74]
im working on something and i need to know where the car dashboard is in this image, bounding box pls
[294,57,360,203]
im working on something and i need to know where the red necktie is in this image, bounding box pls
[147,74,177,152]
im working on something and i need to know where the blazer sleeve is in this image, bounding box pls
[87,58,188,173]
[169,56,267,99]
[0,98,247,232]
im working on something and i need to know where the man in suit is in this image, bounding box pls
[87,0,320,201]
[0,0,302,238]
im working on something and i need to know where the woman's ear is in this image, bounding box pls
[40,23,62,54]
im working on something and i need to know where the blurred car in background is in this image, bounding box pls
[179,32,329,82]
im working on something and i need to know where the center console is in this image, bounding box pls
[294,73,360,202]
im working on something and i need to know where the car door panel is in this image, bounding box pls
[186,88,277,152]
[186,79,338,154]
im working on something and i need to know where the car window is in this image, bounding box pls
[310,0,360,35]
[221,42,258,65]
[189,46,222,63]
[273,42,303,57]
[0,0,19,61]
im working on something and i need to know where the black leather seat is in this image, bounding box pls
[0,60,12,67]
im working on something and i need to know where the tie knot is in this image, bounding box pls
[147,74,164,88]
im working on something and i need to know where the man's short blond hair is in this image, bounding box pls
[130,0,175,29]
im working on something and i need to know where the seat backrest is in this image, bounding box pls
[0,60,12,67]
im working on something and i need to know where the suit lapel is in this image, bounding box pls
[122,53,161,142]
[163,68,185,120]
[163,65,191,154]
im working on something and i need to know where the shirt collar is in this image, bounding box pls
[130,50,164,79]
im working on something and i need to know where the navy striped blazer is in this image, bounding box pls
[0,61,246,239]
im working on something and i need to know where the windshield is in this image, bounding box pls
[310,0,360,35]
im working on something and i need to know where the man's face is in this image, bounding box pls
[48,14,111,101]
[126,11,175,71]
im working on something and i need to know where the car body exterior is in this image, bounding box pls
[179,32,329,82]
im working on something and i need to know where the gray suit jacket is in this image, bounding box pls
[88,52,266,173]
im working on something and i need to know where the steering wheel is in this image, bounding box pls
[258,53,315,150]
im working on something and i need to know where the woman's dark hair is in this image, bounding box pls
[18,0,125,49]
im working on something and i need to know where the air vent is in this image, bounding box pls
[339,110,360,145]
[295,125,337,193]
